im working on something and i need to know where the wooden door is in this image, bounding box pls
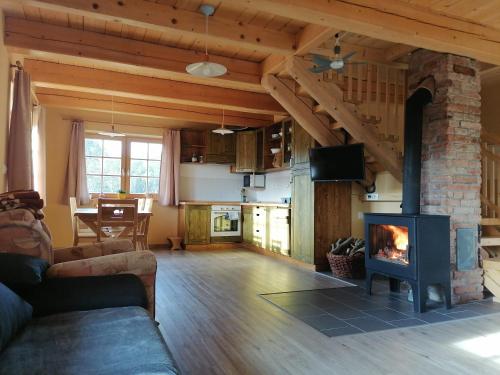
[242,206,253,244]
[291,173,314,264]
[185,205,211,244]
[236,131,257,172]
[292,120,316,167]
[206,132,235,164]
[268,207,290,256]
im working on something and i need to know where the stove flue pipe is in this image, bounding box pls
[401,77,435,215]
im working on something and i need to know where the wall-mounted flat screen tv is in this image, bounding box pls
[309,143,365,182]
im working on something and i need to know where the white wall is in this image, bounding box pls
[179,163,242,201]
[246,170,292,202]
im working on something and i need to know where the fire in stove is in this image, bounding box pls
[373,225,409,265]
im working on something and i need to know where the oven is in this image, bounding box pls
[211,205,241,237]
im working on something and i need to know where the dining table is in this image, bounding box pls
[74,207,153,249]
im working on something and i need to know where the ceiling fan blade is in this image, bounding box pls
[310,65,332,74]
[342,51,357,61]
[312,54,333,66]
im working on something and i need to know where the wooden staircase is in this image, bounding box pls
[262,57,406,186]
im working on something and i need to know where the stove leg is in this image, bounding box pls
[366,270,374,295]
[444,283,452,309]
[389,278,401,293]
[412,283,427,313]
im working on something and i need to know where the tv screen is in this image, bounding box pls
[309,144,365,182]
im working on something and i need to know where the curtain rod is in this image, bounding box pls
[61,117,184,130]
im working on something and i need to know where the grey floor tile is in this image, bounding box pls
[308,297,339,309]
[344,316,396,332]
[301,314,349,330]
[461,303,500,315]
[322,325,364,337]
[284,303,326,318]
[390,318,427,328]
[340,298,387,311]
[322,304,367,319]
[365,308,410,321]
[409,311,454,323]
[446,310,481,319]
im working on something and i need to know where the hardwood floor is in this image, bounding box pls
[155,248,500,375]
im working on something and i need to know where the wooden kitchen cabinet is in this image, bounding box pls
[184,205,211,245]
[206,132,236,164]
[267,207,290,256]
[242,206,253,244]
[292,118,316,167]
[235,131,257,172]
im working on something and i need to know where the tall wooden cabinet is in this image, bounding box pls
[235,131,257,172]
[290,120,352,271]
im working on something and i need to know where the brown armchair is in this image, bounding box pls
[0,208,157,317]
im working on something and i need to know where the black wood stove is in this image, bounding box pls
[364,78,452,313]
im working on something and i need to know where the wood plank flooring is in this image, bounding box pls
[155,248,500,375]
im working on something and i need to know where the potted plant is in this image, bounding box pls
[117,189,127,199]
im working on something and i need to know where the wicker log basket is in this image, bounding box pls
[327,237,366,279]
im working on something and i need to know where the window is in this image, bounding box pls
[84,135,162,196]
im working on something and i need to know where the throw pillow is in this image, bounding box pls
[0,282,32,351]
[0,253,50,286]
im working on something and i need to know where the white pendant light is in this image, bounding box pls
[186,4,227,78]
[98,95,125,137]
[212,109,233,135]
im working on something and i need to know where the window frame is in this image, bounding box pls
[84,133,162,199]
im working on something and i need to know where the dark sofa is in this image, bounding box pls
[0,273,179,375]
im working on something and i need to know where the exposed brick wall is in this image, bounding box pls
[408,50,483,304]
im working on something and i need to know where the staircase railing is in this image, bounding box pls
[481,131,500,218]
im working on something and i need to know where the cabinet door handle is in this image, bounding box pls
[256,213,260,216]
[256,229,260,233]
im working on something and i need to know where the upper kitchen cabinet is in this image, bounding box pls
[292,119,316,167]
[206,132,236,164]
[235,131,257,172]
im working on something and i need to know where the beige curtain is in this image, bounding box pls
[159,129,180,206]
[7,69,33,191]
[32,106,46,201]
[63,120,89,205]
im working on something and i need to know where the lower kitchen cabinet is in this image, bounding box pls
[183,205,211,245]
[242,205,290,256]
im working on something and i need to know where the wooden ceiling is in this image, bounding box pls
[1,0,499,128]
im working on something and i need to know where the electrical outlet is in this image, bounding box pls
[365,193,379,201]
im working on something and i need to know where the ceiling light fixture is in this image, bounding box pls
[212,108,233,135]
[98,95,125,137]
[186,4,227,78]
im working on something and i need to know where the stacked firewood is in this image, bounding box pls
[329,237,365,257]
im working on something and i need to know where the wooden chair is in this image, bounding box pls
[97,198,139,249]
[69,197,97,246]
[137,198,153,250]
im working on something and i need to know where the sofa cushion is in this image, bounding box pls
[0,283,32,352]
[0,306,179,375]
[17,274,148,317]
[0,253,49,286]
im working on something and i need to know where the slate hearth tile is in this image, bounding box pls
[340,298,387,311]
[283,303,326,318]
[409,311,454,323]
[308,297,339,309]
[365,308,410,322]
[318,288,356,299]
[461,303,500,315]
[382,299,415,313]
[446,310,481,319]
[322,325,364,337]
[301,314,349,331]
[322,304,367,319]
[390,318,427,328]
[344,316,396,332]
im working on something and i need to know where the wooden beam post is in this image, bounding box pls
[24,59,285,115]
[286,56,402,181]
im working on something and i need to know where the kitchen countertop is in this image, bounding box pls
[179,201,290,208]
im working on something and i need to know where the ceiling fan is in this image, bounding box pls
[310,33,364,74]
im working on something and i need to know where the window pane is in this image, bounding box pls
[130,159,147,176]
[87,175,102,193]
[149,143,162,160]
[148,178,160,194]
[148,160,161,177]
[86,157,102,174]
[102,176,121,193]
[130,177,147,194]
[85,139,102,157]
[103,139,122,157]
[103,158,121,175]
[130,142,148,159]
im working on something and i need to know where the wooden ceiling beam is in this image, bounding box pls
[4,17,262,92]
[228,0,500,65]
[287,56,402,181]
[35,87,272,127]
[19,0,296,55]
[24,59,285,115]
[384,44,416,62]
